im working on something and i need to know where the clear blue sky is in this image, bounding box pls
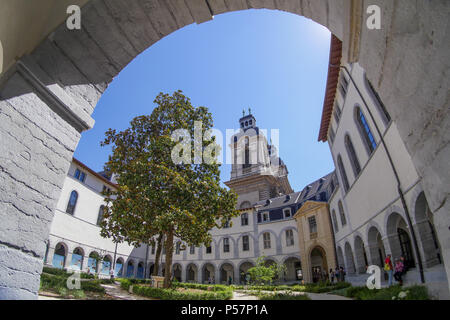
[74,9,334,192]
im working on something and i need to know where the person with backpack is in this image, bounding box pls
[384,254,394,286]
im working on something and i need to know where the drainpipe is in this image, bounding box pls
[330,63,425,284]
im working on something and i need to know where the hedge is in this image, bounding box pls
[232,282,351,293]
[258,292,311,300]
[342,285,430,300]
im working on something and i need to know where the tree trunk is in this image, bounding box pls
[153,233,163,276]
[163,228,174,288]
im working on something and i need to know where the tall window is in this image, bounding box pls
[308,216,317,234]
[206,245,212,254]
[286,229,294,246]
[332,210,339,232]
[337,155,350,192]
[345,134,361,177]
[97,205,105,226]
[66,190,78,215]
[263,232,271,249]
[338,201,347,226]
[333,102,342,124]
[151,244,155,255]
[356,107,377,154]
[241,213,249,226]
[224,218,231,228]
[329,124,336,144]
[190,245,195,255]
[242,235,249,251]
[175,242,181,255]
[364,74,391,125]
[223,238,230,253]
[339,74,349,98]
[243,137,250,169]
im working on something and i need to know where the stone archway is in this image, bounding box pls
[0,0,449,299]
[367,226,386,268]
[202,263,215,284]
[70,247,84,271]
[354,236,368,274]
[186,263,198,283]
[344,242,356,275]
[310,246,328,283]
[52,242,67,269]
[386,212,416,270]
[283,257,302,282]
[239,261,255,284]
[414,192,442,267]
[115,258,124,277]
[172,263,182,282]
[219,262,235,284]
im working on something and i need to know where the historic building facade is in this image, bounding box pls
[45,114,337,285]
[319,56,449,297]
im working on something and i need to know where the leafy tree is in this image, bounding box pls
[100,91,238,287]
[247,256,287,286]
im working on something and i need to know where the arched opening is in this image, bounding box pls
[65,190,78,215]
[202,263,215,284]
[283,257,302,282]
[239,261,254,284]
[70,247,84,271]
[126,260,135,278]
[414,192,442,267]
[336,246,345,270]
[310,246,328,283]
[149,263,155,277]
[186,264,198,283]
[137,262,144,279]
[386,212,416,270]
[115,258,124,277]
[101,255,112,275]
[52,243,67,269]
[219,263,234,285]
[353,236,368,273]
[367,226,386,268]
[88,252,100,273]
[344,242,356,274]
[172,263,182,282]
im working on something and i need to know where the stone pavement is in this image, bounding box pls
[101,282,153,300]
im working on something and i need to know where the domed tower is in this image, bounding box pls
[225,110,293,208]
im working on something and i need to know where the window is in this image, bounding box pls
[262,212,269,222]
[223,238,230,253]
[206,245,212,254]
[283,208,291,218]
[241,213,248,226]
[332,210,339,232]
[339,74,349,98]
[242,235,249,251]
[337,155,350,192]
[364,74,391,125]
[97,205,105,226]
[175,242,181,255]
[356,107,377,154]
[338,201,347,226]
[224,219,231,228]
[308,216,317,234]
[74,169,86,183]
[66,190,78,215]
[151,244,155,255]
[333,102,342,124]
[190,245,195,255]
[243,137,250,168]
[286,229,294,246]
[263,232,271,249]
[303,186,311,199]
[329,124,336,144]
[345,134,361,177]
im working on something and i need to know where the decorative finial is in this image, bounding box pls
[242,109,245,117]
[248,107,252,115]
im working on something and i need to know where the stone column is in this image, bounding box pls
[65,252,73,270]
[0,57,94,299]
[81,255,89,273]
[44,247,55,267]
[367,244,382,267]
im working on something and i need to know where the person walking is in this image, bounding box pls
[394,259,404,286]
[335,267,340,282]
[339,266,346,282]
[384,254,394,286]
[329,268,335,283]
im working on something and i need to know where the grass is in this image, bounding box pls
[232,281,351,293]
[40,267,112,299]
[333,284,430,300]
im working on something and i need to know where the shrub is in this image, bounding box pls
[343,285,430,300]
[258,292,311,300]
[131,284,233,300]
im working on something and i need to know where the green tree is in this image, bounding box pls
[100,91,238,288]
[247,256,287,286]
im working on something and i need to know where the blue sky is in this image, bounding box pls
[74,9,334,192]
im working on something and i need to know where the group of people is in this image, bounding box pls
[312,267,347,283]
[384,254,407,286]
